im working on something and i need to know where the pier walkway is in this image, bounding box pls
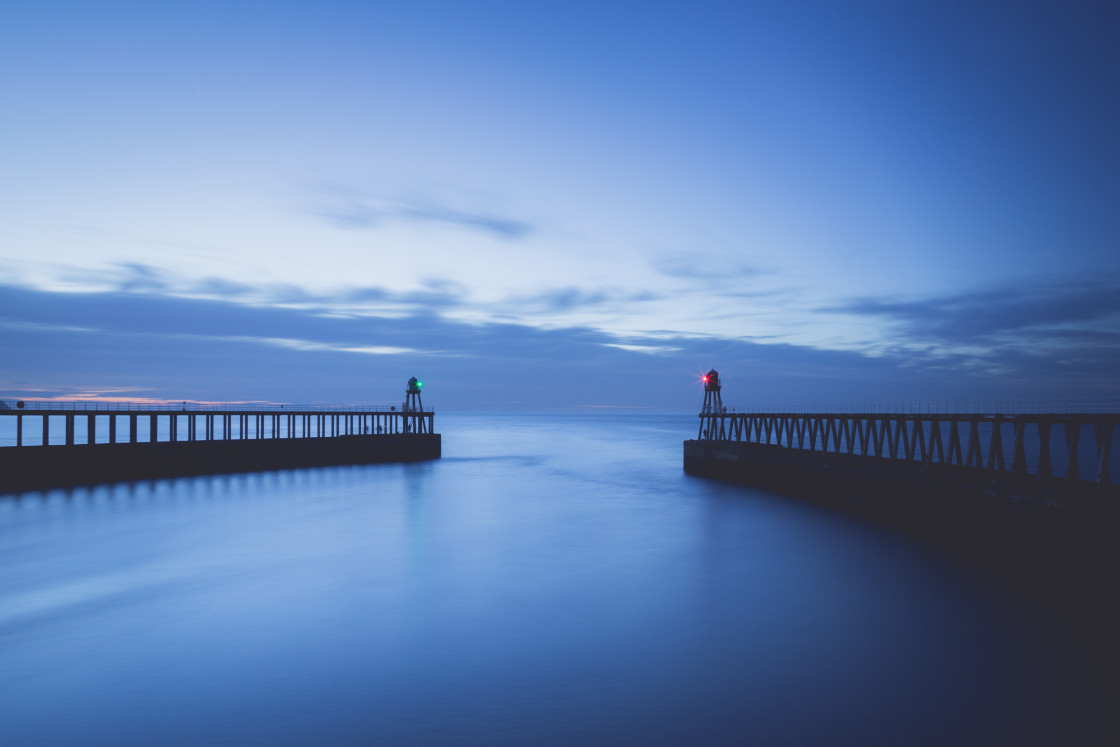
[0,399,434,447]
[697,409,1117,491]
[0,398,439,493]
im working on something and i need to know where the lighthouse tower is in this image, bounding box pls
[701,369,723,415]
[403,376,427,434]
[699,369,725,440]
[405,376,424,413]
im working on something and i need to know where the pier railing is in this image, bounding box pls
[698,411,1118,489]
[0,400,435,447]
[0,400,401,413]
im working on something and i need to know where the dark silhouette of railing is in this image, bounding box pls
[698,411,1117,489]
[0,400,399,413]
[0,399,434,446]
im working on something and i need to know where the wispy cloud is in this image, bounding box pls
[601,343,681,354]
[215,336,415,356]
[823,275,1120,348]
[653,252,772,282]
[501,287,660,314]
[5,281,1116,408]
[316,193,534,240]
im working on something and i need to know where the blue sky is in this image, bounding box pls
[2,1,1118,409]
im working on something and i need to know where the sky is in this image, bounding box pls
[1,0,1118,410]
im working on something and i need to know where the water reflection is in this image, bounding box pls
[0,414,1064,744]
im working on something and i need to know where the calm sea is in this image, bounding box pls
[0,413,1070,744]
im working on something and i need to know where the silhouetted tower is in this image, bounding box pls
[404,376,426,433]
[699,369,726,439]
[701,369,722,414]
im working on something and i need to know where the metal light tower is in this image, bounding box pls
[701,369,722,414]
[404,376,426,434]
[405,376,424,413]
[699,369,725,440]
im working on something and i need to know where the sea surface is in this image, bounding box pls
[0,413,1072,745]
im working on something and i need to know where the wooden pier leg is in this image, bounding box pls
[43,415,49,445]
[1065,422,1081,483]
[965,420,982,468]
[130,414,137,444]
[887,419,900,459]
[150,414,158,443]
[987,418,1005,470]
[1097,423,1113,488]
[16,414,22,447]
[1011,421,1026,472]
[947,420,962,465]
[1038,420,1052,478]
[930,418,945,464]
[913,419,928,463]
[109,414,117,444]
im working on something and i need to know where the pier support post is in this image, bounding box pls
[16,414,22,447]
[1011,422,1026,472]
[130,414,137,443]
[1037,420,1052,477]
[1097,423,1113,488]
[43,415,49,445]
[930,419,945,464]
[1065,422,1081,483]
[87,414,95,445]
[109,415,116,444]
[150,415,157,443]
[988,418,1005,471]
[65,415,74,446]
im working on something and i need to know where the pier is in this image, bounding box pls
[684,371,1118,501]
[684,372,1120,739]
[0,380,439,493]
